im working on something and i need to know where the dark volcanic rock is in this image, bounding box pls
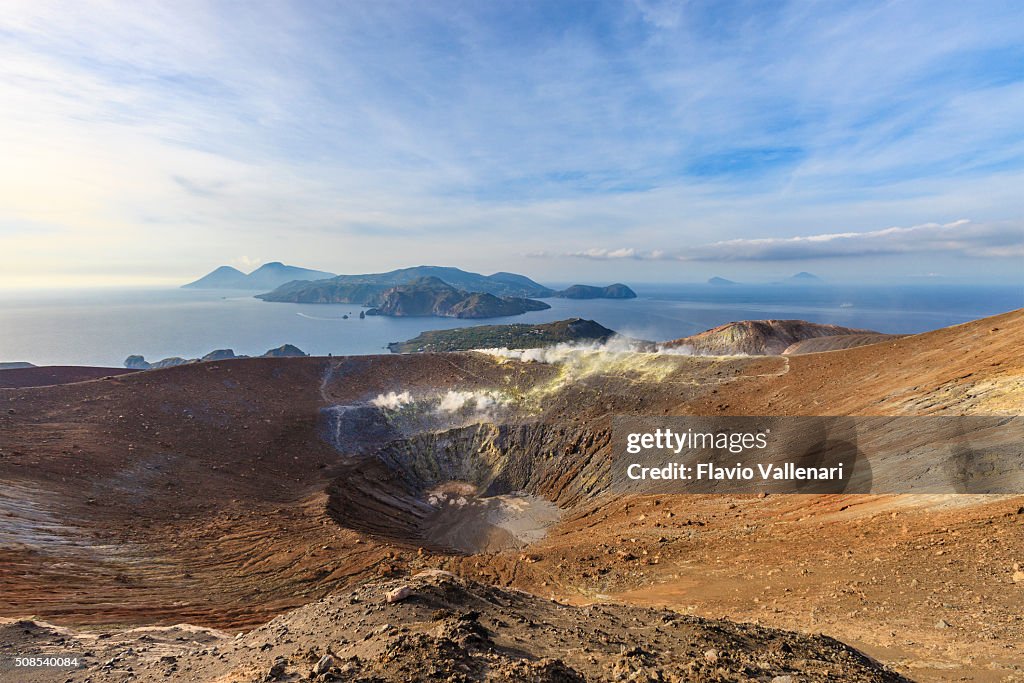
[366,277,550,319]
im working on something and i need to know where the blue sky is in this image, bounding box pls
[1,0,1022,286]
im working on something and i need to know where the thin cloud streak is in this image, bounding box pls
[549,220,1024,262]
[0,1,1023,284]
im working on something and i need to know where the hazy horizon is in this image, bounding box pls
[2,1,1023,288]
[2,261,1021,291]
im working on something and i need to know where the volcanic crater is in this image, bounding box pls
[2,310,1024,681]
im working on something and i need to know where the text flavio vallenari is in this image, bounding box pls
[625,427,844,481]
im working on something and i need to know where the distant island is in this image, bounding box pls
[707,276,737,286]
[365,277,550,319]
[777,271,823,285]
[255,265,553,301]
[183,262,335,290]
[253,265,636,305]
[0,362,35,370]
[125,344,307,370]
[554,283,636,299]
[388,318,615,353]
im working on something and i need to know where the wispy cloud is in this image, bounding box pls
[548,220,1024,262]
[1,1,1023,285]
[567,247,641,260]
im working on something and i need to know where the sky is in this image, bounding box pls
[1,0,1023,288]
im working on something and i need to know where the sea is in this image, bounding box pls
[0,283,1021,367]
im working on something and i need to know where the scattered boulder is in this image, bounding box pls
[312,654,334,675]
[386,585,413,604]
[267,656,287,679]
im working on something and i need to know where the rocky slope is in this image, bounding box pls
[387,318,615,353]
[662,320,877,355]
[366,277,550,318]
[3,571,907,683]
[783,333,905,355]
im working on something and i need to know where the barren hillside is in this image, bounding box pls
[1,309,1022,681]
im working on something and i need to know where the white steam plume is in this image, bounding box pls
[371,390,413,409]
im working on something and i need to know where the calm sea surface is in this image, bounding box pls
[1,283,1020,367]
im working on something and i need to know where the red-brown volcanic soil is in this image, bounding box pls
[782,333,906,354]
[0,366,136,389]
[1,309,1023,681]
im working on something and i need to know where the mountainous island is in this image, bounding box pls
[182,262,335,290]
[257,280,392,305]
[252,266,553,302]
[708,274,822,287]
[251,265,637,304]
[554,283,636,299]
[388,318,615,352]
[776,271,823,285]
[707,276,737,285]
[365,277,550,319]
